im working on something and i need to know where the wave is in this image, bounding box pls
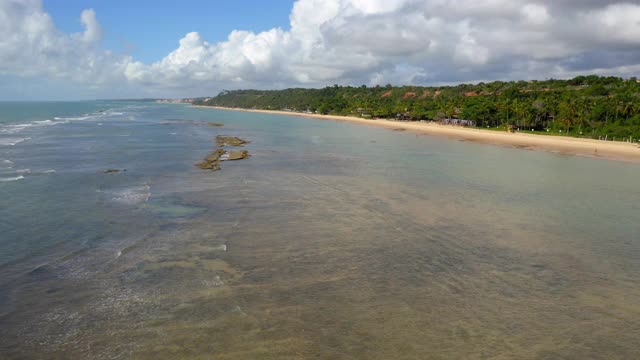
[53,109,127,122]
[0,168,56,178]
[0,123,33,134]
[0,108,131,143]
[0,175,24,182]
[59,115,94,121]
[0,137,31,146]
[0,118,68,135]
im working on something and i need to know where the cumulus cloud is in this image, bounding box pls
[79,9,102,44]
[1,0,640,97]
[0,0,129,86]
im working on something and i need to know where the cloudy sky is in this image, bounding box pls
[1,0,640,100]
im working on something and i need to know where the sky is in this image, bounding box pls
[1,0,640,100]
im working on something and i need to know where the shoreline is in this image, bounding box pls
[194,105,640,163]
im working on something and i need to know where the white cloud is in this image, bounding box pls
[583,3,640,45]
[79,9,102,43]
[0,0,129,85]
[1,0,640,98]
[521,3,551,26]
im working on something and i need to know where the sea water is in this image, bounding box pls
[1,102,639,359]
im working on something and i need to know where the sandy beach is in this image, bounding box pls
[195,105,640,162]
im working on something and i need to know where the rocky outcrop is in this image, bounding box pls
[101,168,126,173]
[195,149,225,171]
[223,150,249,160]
[196,137,250,172]
[216,135,249,147]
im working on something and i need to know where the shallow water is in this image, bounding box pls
[1,102,639,359]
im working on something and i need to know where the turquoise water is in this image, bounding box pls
[1,102,639,359]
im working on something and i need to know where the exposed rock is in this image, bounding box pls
[195,160,221,171]
[205,149,225,162]
[224,150,250,160]
[207,122,224,127]
[196,149,224,171]
[196,136,250,171]
[216,135,248,147]
[102,168,126,173]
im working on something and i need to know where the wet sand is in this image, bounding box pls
[195,106,640,162]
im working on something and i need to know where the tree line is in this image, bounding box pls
[193,75,640,141]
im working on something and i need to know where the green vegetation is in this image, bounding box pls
[194,75,640,141]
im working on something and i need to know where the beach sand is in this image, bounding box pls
[195,106,640,162]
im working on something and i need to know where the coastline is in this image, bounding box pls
[194,105,640,163]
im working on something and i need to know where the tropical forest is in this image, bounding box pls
[195,75,640,141]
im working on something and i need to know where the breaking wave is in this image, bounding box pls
[0,175,24,182]
[0,137,31,146]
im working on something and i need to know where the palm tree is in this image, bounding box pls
[497,99,512,128]
[574,97,592,135]
[558,98,578,135]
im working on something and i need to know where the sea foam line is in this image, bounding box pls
[0,119,67,135]
[0,175,24,182]
[0,137,31,146]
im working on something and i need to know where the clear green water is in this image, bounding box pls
[1,103,639,359]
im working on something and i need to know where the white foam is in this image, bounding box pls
[0,137,31,146]
[43,169,56,174]
[110,183,151,205]
[15,169,31,174]
[55,113,101,122]
[0,175,24,182]
[56,110,125,122]
[1,124,33,134]
[0,119,67,135]
[64,115,93,121]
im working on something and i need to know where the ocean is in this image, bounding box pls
[1,101,639,359]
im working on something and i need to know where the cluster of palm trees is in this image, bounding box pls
[197,76,640,140]
[451,91,639,139]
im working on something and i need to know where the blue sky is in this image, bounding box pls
[43,0,294,63]
[2,0,640,100]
